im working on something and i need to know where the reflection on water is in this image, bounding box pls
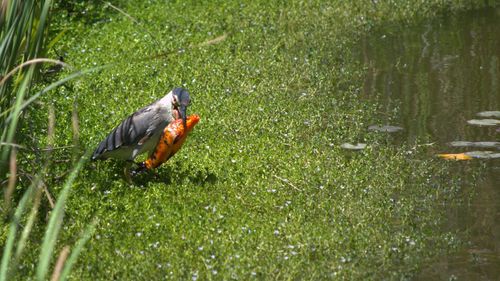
[360,7,500,280]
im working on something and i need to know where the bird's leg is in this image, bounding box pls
[123,161,134,184]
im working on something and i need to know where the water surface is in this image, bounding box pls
[360,7,500,280]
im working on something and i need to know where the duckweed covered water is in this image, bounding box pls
[361,7,500,280]
[6,1,500,280]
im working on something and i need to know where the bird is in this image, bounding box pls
[45,48,66,75]
[134,114,200,173]
[45,55,65,75]
[92,87,191,180]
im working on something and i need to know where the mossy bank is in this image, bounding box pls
[8,0,498,280]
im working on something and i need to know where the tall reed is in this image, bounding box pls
[1,1,98,280]
[1,0,51,174]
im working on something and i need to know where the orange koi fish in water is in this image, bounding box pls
[437,153,472,161]
[136,114,200,172]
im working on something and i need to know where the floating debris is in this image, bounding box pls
[477,111,500,118]
[466,119,500,126]
[437,153,472,161]
[448,141,473,147]
[340,143,367,150]
[464,151,500,159]
[448,141,500,149]
[368,125,403,133]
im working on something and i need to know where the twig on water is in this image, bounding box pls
[272,174,301,191]
[103,1,228,66]
[38,145,75,152]
[40,181,55,209]
[103,1,162,48]
[195,33,228,47]
[0,142,26,149]
[19,171,55,209]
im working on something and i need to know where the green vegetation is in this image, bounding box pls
[3,0,497,280]
[1,1,98,281]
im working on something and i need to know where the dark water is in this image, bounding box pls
[360,7,500,280]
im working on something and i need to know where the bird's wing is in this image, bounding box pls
[92,104,167,159]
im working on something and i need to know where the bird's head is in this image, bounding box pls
[171,87,191,128]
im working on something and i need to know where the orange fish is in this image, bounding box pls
[138,114,200,171]
[437,153,472,161]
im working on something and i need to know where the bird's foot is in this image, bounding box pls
[123,161,141,184]
[130,162,148,177]
[123,166,133,184]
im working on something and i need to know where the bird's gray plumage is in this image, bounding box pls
[92,87,191,161]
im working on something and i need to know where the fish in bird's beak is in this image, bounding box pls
[135,114,200,171]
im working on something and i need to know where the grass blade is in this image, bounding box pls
[50,246,70,281]
[6,187,43,278]
[4,148,17,212]
[47,29,67,52]
[0,66,34,176]
[32,0,52,56]
[1,65,109,121]
[0,183,36,281]
[58,219,99,281]
[14,188,43,260]
[36,153,88,281]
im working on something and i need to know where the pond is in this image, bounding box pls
[360,7,500,280]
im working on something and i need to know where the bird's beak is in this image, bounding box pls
[180,104,187,129]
